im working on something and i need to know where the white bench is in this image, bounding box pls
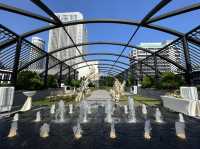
[161,87,200,117]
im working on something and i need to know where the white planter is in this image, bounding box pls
[20,91,36,112]
[161,95,200,117]
[0,87,14,112]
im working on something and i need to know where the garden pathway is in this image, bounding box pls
[86,90,112,103]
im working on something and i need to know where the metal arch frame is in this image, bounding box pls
[0,18,188,51]
[2,1,198,26]
[35,53,132,74]
[39,52,161,75]
[19,41,185,71]
[67,59,130,68]
[57,66,124,78]
[98,70,123,78]
[107,0,171,77]
[98,69,122,76]
[98,68,121,74]
[1,1,200,85]
[1,2,200,50]
[43,63,126,76]
[75,65,124,72]
[1,1,200,44]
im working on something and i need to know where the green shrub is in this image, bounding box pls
[141,76,154,88]
[47,75,58,88]
[16,71,43,90]
[159,72,184,90]
[88,82,95,87]
[71,79,81,88]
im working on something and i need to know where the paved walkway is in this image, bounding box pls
[86,90,112,102]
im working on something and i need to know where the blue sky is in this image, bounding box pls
[1,0,200,71]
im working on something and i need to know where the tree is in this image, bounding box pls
[126,74,135,87]
[141,75,154,88]
[47,75,58,88]
[159,72,184,89]
[71,79,81,88]
[16,71,43,90]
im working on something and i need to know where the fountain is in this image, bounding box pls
[179,113,185,123]
[8,121,18,138]
[55,100,66,123]
[110,121,116,139]
[34,111,41,122]
[79,100,88,123]
[124,105,128,114]
[128,96,136,123]
[175,122,186,139]
[73,121,82,139]
[50,104,55,114]
[13,113,19,122]
[87,103,92,114]
[105,100,113,123]
[40,123,50,138]
[20,91,36,112]
[142,104,147,115]
[69,104,73,114]
[144,120,151,140]
[155,108,163,123]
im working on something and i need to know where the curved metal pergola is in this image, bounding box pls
[1,0,200,87]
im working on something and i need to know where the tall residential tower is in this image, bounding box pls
[48,12,87,72]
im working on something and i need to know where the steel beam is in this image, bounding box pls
[58,64,62,87]
[182,36,193,85]
[147,3,200,24]
[30,0,91,69]
[11,37,22,85]
[0,3,55,24]
[43,56,49,88]
[19,41,183,72]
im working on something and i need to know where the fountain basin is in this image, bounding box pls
[23,91,36,97]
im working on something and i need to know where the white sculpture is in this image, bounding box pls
[75,67,96,102]
[110,79,125,102]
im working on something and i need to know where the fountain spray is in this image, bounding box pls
[144,120,151,140]
[40,123,50,138]
[110,121,117,139]
[155,108,163,123]
[128,96,136,123]
[8,121,18,138]
[175,121,186,139]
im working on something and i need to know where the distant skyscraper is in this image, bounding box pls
[48,12,87,71]
[29,37,45,72]
[129,41,180,76]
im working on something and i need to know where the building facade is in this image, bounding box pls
[129,41,180,77]
[48,12,87,76]
[78,61,99,82]
[29,37,45,73]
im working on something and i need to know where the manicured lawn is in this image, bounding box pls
[119,95,161,106]
[134,95,161,106]
[32,95,77,106]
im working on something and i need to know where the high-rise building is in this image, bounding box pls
[48,12,87,75]
[78,61,99,82]
[29,37,45,72]
[129,41,180,76]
